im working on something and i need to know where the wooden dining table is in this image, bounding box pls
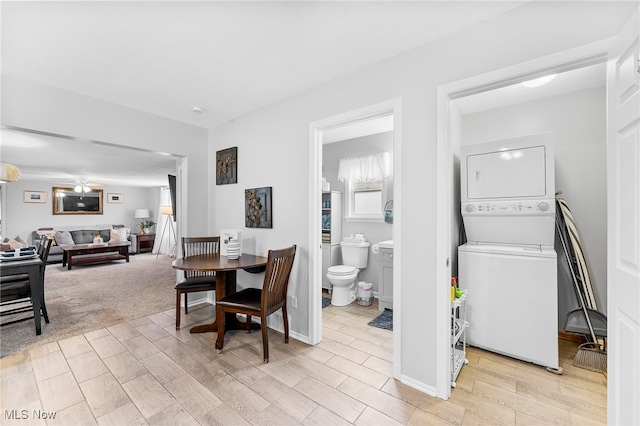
[172,253,268,334]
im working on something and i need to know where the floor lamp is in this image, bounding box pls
[156,205,176,259]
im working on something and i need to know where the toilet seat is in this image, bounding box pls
[328,265,357,276]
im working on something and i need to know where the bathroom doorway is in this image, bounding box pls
[308,98,402,378]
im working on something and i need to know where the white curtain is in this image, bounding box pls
[153,187,175,256]
[337,152,391,182]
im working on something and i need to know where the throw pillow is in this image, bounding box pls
[36,229,58,246]
[55,230,75,246]
[110,227,128,242]
[2,237,28,249]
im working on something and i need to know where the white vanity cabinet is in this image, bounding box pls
[378,247,393,311]
[321,191,342,290]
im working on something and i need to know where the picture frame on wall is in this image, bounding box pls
[23,190,47,204]
[216,146,237,185]
[245,186,272,228]
[107,193,124,203]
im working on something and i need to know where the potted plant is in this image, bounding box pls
[139,219,156,234]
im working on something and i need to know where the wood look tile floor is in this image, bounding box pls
[0,297,607,425]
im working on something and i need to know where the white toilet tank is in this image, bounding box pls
[340,241,370,268]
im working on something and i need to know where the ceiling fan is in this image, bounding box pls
[53,179,104,197]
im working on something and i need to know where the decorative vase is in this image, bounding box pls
[227,239,240,260]
[143,227,150,234]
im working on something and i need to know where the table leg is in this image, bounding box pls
[190,270,260,334]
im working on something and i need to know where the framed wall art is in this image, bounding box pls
[23,190,47,204]
[216,146,237,185]
[107,193,124,203]
[245,186,272,228]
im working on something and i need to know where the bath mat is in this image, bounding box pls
[368,308,393,330]
[322,297,331,309]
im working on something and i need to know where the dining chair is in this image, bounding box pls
[175,236,220,330]
[0,236,53,327]
[215,245,296,363]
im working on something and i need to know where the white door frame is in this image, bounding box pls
[436,39,613,399]
[308,98,402,378]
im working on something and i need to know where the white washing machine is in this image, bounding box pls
[459,133,559,369]
[458,243,558,368]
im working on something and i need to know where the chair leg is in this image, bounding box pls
[215,305,225,350]
[41,299,49,324]
[175,291,181,330]
[184,293,189,314]
[261,314,269,363]
[282,305,289,344]
[246,315,252,332]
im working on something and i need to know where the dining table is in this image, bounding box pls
[172,253,268,334]
[0,257,45,335]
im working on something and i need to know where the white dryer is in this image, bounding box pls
[459,133,558,370]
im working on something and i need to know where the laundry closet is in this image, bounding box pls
[450,66,608,370]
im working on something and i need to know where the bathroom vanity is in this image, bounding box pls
[377,240,393,311]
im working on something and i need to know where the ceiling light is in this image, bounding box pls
[0,162,22,182]
[521,74,557,88]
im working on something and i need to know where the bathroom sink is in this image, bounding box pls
[378,240,393,249]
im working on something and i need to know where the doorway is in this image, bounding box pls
[437,40,612,399]
[308,98,402,378]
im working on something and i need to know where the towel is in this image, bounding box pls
[1,247,36,258]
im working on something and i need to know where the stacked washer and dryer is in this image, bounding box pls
[458,133,559,370]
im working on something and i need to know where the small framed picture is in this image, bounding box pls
[216,146,237,185]
[24,190,47,203]
[107,193,124,203]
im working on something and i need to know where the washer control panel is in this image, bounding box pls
[462,199,555,215]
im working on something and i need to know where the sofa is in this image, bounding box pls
[30,226,138,264]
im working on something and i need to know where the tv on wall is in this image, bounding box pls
[168,174,177,222]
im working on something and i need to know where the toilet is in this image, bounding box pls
[327,236,370,306]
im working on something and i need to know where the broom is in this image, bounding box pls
[556,208,607,373]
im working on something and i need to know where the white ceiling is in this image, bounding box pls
[2,1,602,186]
[453,62,606,115]
[2,1,528,128]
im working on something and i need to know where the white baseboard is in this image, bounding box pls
[399,374,438,398]
[183,291,214,308]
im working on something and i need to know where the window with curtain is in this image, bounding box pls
[338,152,391,220]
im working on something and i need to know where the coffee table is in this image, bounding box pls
[61,242,130,270]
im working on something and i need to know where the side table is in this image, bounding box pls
[135,233,155,253]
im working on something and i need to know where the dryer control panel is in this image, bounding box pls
[462,199,555,215]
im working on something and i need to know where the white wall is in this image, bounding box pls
[2,180,157,244]
[1,76,210,238]
[208,2,634,391]
[323,131,394,291]
[460,86,608,325]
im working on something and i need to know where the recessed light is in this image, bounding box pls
[521,74,557,88]
[192,106,204,113]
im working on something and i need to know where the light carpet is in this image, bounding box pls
[1,253,177,358]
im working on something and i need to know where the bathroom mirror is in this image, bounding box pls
[52,187,103,215]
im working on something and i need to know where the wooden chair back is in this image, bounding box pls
[181,236,219,280]
[261,245,297,316]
